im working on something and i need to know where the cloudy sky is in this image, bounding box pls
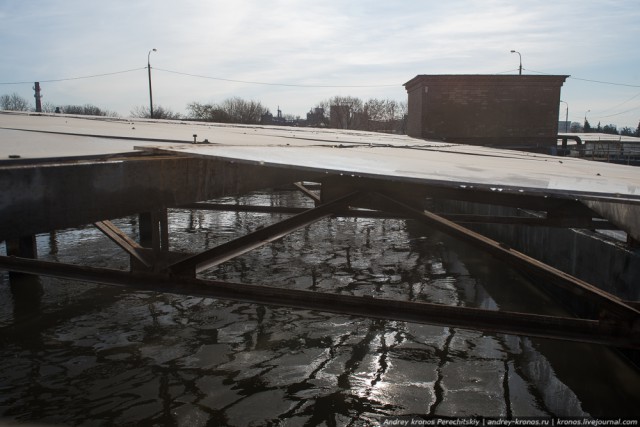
[1,0,639,128]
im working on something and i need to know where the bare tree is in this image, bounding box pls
[313,95,364,129]
[0,93,30,111]
[58,104,119,117]
[187,102,231,123]
[41,102,57,113]
[363,98,387,123]
[311,96,406,133]
[187,98,267,124]
[362,99,407,133]
[130,105,180,120]
[220,97,268,124]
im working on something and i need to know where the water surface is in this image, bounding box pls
[1,190,638,425]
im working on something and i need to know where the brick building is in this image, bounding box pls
[404,74,568,150]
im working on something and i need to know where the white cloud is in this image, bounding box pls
[1,0,639,126]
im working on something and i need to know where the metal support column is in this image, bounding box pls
[138,208,169,252]
[5,235,42,310]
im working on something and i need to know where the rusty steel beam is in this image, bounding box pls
[180,202,309,215]
[293,182,322,205]
[0,255,637,348]
[168,192,363,275]
[94,220,152,268]
[320,175,602,219]
[181,202,400,219]
[373,192,640,322]
[437,213,616,229]
[180,202,617,230]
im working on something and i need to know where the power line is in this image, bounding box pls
[569,76,640,88]
[594,91,640,114]
[495,68,521,74]
[1,66,402,88]
[593,104,640,119]
[3,65,639,122]
[0,67,146,85]
[4,65,638,90]
[525,68,640,88]
[154,67,401,88]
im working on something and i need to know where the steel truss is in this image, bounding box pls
[1,184,638,349]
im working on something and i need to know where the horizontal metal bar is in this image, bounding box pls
[179,203,616,229]
[179,202,309,215]
[441,213,616,229]
[0,255,636,348]
[180,203,406,219]
[168,192,363,275]
[179,203,403,220]
[374,192,640,322]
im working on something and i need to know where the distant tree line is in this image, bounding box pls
[58,104,118,117]
[186,97,268,124]
[130,105,182,120]
[0,92,118,117]
[4,90,639,137]
[309,95,407,133]
[582,119,640,137]
[0,93,30,111]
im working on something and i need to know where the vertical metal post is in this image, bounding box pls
[147,64,154,119]
[139,212,153,248]
[6,235,42,309]
[6,235,38,261]
[510,50,522,75]
[138,209,169,252]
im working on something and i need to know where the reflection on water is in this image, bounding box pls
[1,190,639,425]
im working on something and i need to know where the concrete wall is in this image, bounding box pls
[404,75,568,150]
[0,157,320,241]
[431,200,640,301]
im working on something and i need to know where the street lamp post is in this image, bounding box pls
[510,50,522,75]
[560,100,569,132]
[148,48,157,119]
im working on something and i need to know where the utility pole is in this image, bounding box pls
[33,82,42,112]
[510,50,522,75]
[148,49,157,119]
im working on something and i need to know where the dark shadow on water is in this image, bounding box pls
[9,273,43,320]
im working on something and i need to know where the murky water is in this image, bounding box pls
[1,190,638,425]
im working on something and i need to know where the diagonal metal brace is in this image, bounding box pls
[293,182,322,205]
[373,192,640,323]
[94,220,152,268]
[167,191,363,275]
